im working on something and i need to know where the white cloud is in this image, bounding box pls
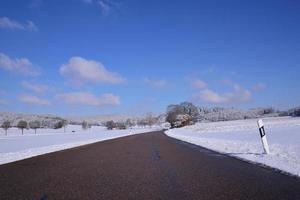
[82,0,117,16]
[82,0,93,3]
[56,92,120,107]
[21,81,48,93]
[191,79,207,89]
[19,94,50,106]
[144,78,168,89]
[26,20,38,31]
[194,89,224,104]
[0,17,38,31]
[60,57,125,85]
[252,83,266,92]
[0,52,40,76]
[98,0,111,15]
[193,83,252,104]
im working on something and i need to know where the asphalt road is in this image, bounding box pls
[0,131,299,200]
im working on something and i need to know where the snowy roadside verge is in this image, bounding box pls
[0,126,159,165]
[165,117,300,177]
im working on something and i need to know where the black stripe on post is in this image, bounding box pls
[259,126,266,138]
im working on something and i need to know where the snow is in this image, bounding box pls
[0,125,158,165]
[165,117,300,177]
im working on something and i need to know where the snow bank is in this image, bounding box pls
[0,125,158,165]
[165,117,300,177]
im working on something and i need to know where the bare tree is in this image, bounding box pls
[82,120,89,130]
[145,113,156,127]
[17,120,28,135]
[62,120,68,132]
[125,118,134,128]
[1,120,11,135]
[29,120,41,134]
[180,102,200,123]
[137,119,147,127]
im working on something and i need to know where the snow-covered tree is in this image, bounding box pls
[29,120,41,134]
[166,105,185,128]
[179,102,200,123]
[17,120,27,135]
[165,101,284,126]
[1,120,10,135]
[166,102,199,127]
[174,114,192,128]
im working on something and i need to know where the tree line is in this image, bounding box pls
[166,102,300,128]
[105,113,158,130]
[1,119,104,135]
[1,119,68,135]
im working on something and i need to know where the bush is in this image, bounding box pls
[174,114,192,128]
[293,109,300,117]
[263,107,275,115]
[115,122,127,130]
[54,121,63,129]
[106,120,115,130]
[288,107,300,117]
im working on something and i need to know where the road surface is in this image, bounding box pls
[0,131,299,199]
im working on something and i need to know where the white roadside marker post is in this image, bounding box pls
[257,119,270,154]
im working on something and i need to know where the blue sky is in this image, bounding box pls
[0,0,300,116]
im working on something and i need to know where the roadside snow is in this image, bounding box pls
[0,125,158,165]
[165,117,300,177]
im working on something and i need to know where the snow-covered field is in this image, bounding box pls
[166,117,300,177]
[0,125,158,165]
